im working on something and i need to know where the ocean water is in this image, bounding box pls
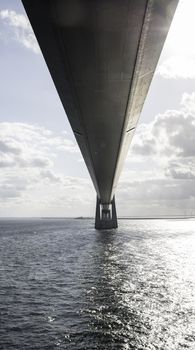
[0,218,195,350]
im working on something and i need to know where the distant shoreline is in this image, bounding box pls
[118,216,195,220]
[0,216,194,220]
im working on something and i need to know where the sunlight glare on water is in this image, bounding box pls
[0,218,194,349]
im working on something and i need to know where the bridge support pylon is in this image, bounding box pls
[95,196,118,230]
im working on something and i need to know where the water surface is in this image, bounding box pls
[0,218,195,349]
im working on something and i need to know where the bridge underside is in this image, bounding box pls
[22,0,178,229]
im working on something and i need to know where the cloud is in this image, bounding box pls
[0,123,78,191]
[0,9,39,53]
[1,92,195,216]
[131,106,195,160]
[0,122,95,216]
[165,166,195,180]
[0,178,27,200]
[157,56,195,79]
[117,172,195,216]
[118,178,195,202]
[40,169,61,183]
[117,92,195,214]
[0,122,79,169]
[0,170,94,216]
[181,92,195,114]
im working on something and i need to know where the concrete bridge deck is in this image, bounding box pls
[22,0,178,229]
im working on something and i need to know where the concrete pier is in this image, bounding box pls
[95,196,118,230]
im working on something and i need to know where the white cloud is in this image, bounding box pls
[0,122,90,215]
[0,122,96,217]
[0,122,79,169]
[130,104,195,160]
[0,9,40,53]
[0,176,27,200]
[118,178,195,201]
[117,92,195,215]
[40,169,61,184]
[181,92,195,114]
[157,56,195,79]
[0,169,94,216]
[1,92,195,216]
[165,165,195,180]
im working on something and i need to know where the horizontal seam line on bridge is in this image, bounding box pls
[73,130,83,136]
[126,127,135,133]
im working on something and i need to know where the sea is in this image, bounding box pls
[0,218,195,350]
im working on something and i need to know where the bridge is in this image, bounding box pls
[22,0,178,229]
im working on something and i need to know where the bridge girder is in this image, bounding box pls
[22,0,178,228]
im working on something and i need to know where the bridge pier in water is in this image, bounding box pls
[95,196,118,230]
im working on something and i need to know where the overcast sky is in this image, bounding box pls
[0,0,195,217]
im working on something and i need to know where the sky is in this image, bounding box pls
[0,0,195,217]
